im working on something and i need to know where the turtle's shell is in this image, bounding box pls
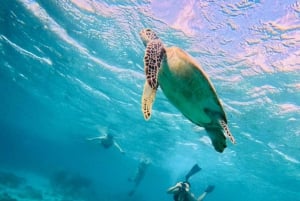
[158,46,227,129]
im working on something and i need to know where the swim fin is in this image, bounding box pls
[185,164,201,181]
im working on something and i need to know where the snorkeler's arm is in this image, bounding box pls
[196,192,207,201]
[86,136,106,141]
[167,182,182,194]
[197,185,215,201]
[114,141,125,154]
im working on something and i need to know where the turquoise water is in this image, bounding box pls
[1,0,300,200]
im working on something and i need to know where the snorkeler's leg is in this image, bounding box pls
[128,178,143,197]
[128,188,136,197]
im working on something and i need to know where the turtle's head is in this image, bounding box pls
[140,28,159,46]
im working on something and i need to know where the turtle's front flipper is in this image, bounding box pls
[144,39,165,89]
[141,39,165,120]
[219,120,236,144]
[142,81,157,120]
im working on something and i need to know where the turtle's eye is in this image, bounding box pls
[146,32,152,38]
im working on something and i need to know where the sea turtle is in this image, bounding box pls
[139,28,235,153]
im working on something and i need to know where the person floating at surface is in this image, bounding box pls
[86,131,125,154]
[167,164,215,201]
[128,158,150,196]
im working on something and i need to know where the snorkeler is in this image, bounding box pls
[167,164,215,201]
[86,130,125,154]
[128,158,150,196]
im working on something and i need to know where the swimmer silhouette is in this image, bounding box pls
[86,128,125,154]
[128,158,150,196]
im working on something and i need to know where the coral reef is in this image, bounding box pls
[0,171,26,189]
[50,170,93,199]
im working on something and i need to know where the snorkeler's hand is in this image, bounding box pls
[205,185,215,193]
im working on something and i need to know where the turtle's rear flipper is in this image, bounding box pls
[142,81,157,120]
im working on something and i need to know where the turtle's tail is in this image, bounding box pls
[219,120,236,144]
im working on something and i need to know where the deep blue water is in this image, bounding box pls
[0,0,300,200]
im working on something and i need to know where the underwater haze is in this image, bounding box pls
[0,0,300,200]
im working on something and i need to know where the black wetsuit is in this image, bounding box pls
[173,192,189,201]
